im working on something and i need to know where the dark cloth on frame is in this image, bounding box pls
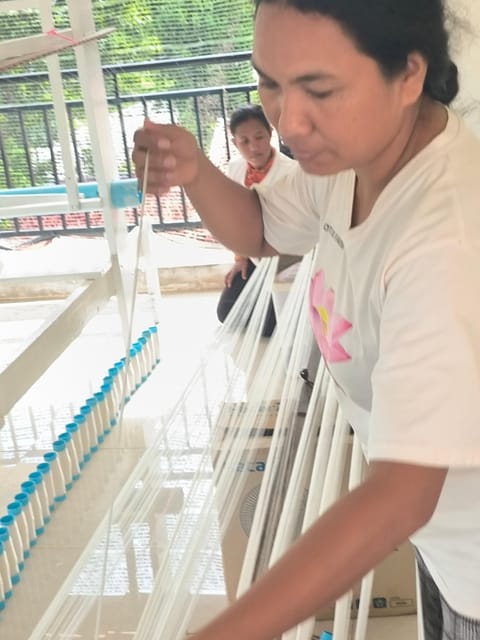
[416,551,480,640]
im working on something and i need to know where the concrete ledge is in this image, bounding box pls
[0,264,225,301]
[158,264,225,293]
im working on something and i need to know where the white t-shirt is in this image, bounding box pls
[255,109,480,619]
[227,149,296,269]
[227,148,295,186]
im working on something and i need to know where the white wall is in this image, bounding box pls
[450,0,480,134]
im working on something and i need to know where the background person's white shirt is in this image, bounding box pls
[226,148,295,186]
[227,147,297,258]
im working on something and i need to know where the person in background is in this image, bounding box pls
[132,0,480,637]
[216,103,298,337]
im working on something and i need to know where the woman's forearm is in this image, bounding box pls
[185,152,272,258]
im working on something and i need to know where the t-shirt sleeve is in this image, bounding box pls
[226,157,244,183]
[369,242,480,467]
[253,165,332,256]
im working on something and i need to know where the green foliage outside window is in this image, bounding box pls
[0,0,257,188]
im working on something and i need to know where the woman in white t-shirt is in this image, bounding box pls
[133,0,480,638]
[216,103,296,337]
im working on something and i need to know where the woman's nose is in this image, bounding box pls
[277,93,312,141]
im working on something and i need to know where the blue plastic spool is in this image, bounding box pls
[36,462,55,514]
[127,345,140,391]
[20,480,45,536]
[77,404,94,462]
[28,471,51,524]
[100,382,116,428]
[113,360,126,400]
[52,439,73,490]
[0,516,24,574]
[43,452,66,503]
[137,336,149,380]
[152,326,160,365]
[84,399,99,453]
[65,422,85,471]
[0,537,13,598]
[92,391,106,443]
[58,431,81,480]
[5,502,29,560]
[13,492,36,549]
[74,413,91,463]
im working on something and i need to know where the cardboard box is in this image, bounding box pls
[218,435,273,602]
[214,399,280,438]
[213,399,304,601]
[315,540,416,620]
[214,406,417,618]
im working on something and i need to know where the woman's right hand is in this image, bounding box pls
[132,119,202,195]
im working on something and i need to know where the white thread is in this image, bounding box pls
[93,150,151,639]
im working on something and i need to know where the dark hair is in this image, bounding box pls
[254,0,459,105]
[229,103,272,135]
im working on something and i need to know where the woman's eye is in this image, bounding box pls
[308,89,333,100]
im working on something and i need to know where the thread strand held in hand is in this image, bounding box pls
[45,28,79,46]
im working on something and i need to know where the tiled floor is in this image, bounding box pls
[0,250,418,638]
[0,290,228,638]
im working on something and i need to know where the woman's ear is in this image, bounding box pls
[401,51,428,105]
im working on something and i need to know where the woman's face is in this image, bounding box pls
[232,118,273,170]
[253,4,422,177]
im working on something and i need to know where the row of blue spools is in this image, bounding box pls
[0,325,160,613]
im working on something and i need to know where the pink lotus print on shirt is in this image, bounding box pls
[309,270,352,363]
